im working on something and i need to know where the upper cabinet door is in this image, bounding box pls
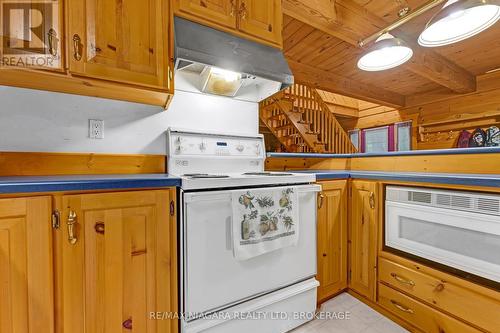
[237,0,282,46]
[0,196,54,333]
[68,0,172,90]
[0,0,63,71]
[177,0,237,29]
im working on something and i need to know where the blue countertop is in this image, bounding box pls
[267,147,500,159]
[1,170,499,194]
[295,170,500,187]
[0,174,181,194]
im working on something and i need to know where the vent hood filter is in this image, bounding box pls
[174,17,294,102]
[201,67,243,97]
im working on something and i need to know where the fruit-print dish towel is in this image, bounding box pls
[231,186,299,260]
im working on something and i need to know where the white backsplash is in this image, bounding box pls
[0,86,258,154]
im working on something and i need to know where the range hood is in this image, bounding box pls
[174,17,294,102]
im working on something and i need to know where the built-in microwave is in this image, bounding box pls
[384,186,500,288]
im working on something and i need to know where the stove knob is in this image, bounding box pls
[175,146,184,154]
[236,145,244,152]
[199,142,206,151]
[175,137,182,144]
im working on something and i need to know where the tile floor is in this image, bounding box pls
[291,293,409,333]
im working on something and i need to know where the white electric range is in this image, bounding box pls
[167,129,320,333]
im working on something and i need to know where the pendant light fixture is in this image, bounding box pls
[419,0,500,47]
[357,33,413,71]
[357,0,500,71]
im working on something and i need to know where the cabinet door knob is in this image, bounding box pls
[67,210,78,244]
[47,28,58,57]
[73,34,82,61]
[322,253,327,257]
[94,222,105,234]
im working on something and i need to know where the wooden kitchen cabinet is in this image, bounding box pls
[0,0,64,71]
[174,0,283,48]
[0,0,174,107]
[68,0,173,90]
[349,180,378,301]
[59,189,177,333]
[237,0,282,46]
[0,196,54,333]
[176,0,237,29]
[316,180,348,303]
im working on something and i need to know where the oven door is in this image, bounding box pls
[182,184,320,318]
[385,201,500,284]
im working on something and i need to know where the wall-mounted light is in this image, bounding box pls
[357,33,413,71]
[419,0,500,47]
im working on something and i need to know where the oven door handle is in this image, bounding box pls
[184,184,322,203]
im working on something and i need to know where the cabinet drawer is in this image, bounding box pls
[379,257,500,332]
[378,283,480,333]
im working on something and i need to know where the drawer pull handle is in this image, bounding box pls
[391,273,415,286]
[369,191,375,209]
[391,300,414,314]
[67,210,78,244]
[435,283,445,292]
[318,193,325,209]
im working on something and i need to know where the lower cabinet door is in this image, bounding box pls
[349,180,378,301]
[60,189,177,333]
[0,196,54,333]
[317,180,348,303]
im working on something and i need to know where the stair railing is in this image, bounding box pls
[283,84,357,153]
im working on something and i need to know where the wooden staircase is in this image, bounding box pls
[260,83,357,153]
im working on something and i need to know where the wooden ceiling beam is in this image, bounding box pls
[283,0,359,45]
[335,0,477,93]
[326,104,359,118]
[284,0,477,94]
[404,43,477,93]
[316,89,360,109]
[288,60,406,108]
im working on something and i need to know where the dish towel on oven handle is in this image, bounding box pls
[231,186,299,260]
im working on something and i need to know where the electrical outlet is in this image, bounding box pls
[89,119,104,139]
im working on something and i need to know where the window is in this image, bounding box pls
[356,121,412,153]
[362,126,391,153]
[395,121,412,151]
[348,129,360,151]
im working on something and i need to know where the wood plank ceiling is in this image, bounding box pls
[283,0,500,107]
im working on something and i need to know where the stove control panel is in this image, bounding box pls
[167,130,264,158]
